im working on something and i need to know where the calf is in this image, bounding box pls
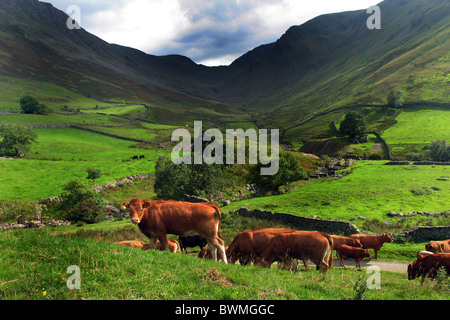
[408,253,450,284]
[336,244,371,268]
[349,233,393,258]
[179,235,208,254]
[143,239,180,253]
[115,240,145,248]
[425,239,450,254]
[331,235,362,267]
[198,245,229,261]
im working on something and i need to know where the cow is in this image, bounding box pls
[330,235,363,266]
[121,198,227,263]
[336,244,371,268]
[407,253,450,284]
[115,240,145,248]
[417,251,434,260]
[179,235,208,254]
[259,231,333,275]
[198,245,229,261]
[143,239,180,253]
[227,228,300,266]
[425,239,450,254]
[349,233,393,259]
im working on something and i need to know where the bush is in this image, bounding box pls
[0,200,41,223]
[248,151,307,192]
[58,179,105,224]
[429,140,450,162]
[339,111,367,141]
[387,90,404,108]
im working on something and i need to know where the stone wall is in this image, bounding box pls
[401,226,450,242]
[229,207,360,236]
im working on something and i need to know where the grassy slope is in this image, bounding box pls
[382,106,450,157]
[1,220,448,300]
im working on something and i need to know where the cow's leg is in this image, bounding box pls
[156,233,169,251]
[338,252,346,267]
[374,249,379,259]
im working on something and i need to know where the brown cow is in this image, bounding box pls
[330,235,362,266]
[143,239,180,253]
[417,251,434,260]
[336,244,371,268]
[121,198,227,263]
[259,231,333,275]
[115,240,145,248]
[425,239,450,254]
[407,253,450,284]
[349,233,393,259]
[227,228,299,265]
[198,245,229,261]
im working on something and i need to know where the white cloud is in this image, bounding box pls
[85,0,191,52]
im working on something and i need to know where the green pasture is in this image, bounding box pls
[382,106,450,157]
[0,128,167,200]
[225,161,450,229]
[0,219,448,301]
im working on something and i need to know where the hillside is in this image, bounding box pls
[0,0,448,145]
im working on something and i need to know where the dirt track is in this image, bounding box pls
[329,259,408,273]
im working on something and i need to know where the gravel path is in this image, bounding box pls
[332,259,408,273]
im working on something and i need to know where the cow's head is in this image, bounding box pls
[364,249,372,258]
[121,198,147,225]
[353,239,363,248]
[383,233,393,243]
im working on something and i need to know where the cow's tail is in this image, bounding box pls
[209,203,223,240]
[323,233,334,268]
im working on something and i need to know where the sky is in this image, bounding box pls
[42,0,381,66]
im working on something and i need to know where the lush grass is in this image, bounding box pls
[382,106,450,158]
[225,161,450,231]
[0,128,167,200]
[0,220,448,300]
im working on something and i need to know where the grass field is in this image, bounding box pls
[0,219,448,300]
[225,161,450,231]
[382,106,450,158]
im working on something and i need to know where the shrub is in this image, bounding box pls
[429,140,450,162]
[339,111,367,141]
[0,200,41,223]
[19,95,52,115]
[387,90,404,108]
[58,179,105,224]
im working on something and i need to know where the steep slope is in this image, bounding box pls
[0,0,448,143]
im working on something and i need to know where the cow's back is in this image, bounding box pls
[425,240,450,253]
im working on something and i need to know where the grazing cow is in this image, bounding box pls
[121,198,227,263]
[131,155,139,160]
[425,239,450,254]
[139,155,145,159]
[259,231,333,275]
[407,253,450,284]
[198,245,229,261]
[336,244,371,268]
[330,235,363,266]
[349,233,393,259]
[227,228,299,266]
[417,251,434,260]
[179,235,208,254]
[115,240,145,248]
[143,239,180,253]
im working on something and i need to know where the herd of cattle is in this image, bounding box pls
[118,198,450,283]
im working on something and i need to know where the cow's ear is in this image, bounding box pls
[142,201,151,209]
[121,202,129,209]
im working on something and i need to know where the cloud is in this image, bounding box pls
[43,0,381,66]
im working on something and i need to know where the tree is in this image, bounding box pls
[86,168,101,185]
[154,156,231,201]
[0,123,38,157]
[387,90,404,108]
[429,140,450,162]
[248,151,307,192]
[19,95,51,115]
[339,111,367,141]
